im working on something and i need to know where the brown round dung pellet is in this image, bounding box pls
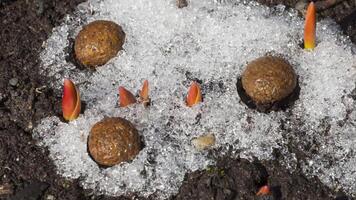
[88,117,141,167]
[241,56,297,105]
[74,20,125,67]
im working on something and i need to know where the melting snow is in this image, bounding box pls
[35,0,356,198]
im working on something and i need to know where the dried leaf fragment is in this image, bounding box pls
[192,134,215,151]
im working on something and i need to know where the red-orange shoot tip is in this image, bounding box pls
[186,81,202,107]
[139,80,150,107]
[62,79,81,121]
[140,80,149,101]
[119,86,137,107]
[256,185,271,196]
[304,1,316,50]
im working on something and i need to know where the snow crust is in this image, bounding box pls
[35,0,356,198]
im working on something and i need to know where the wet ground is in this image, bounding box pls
[0,0,355,199]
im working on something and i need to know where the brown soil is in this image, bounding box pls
[175,156,348,200]
[0,0,355,200]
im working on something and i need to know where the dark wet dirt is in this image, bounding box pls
[0,0,355,200]
[236,76,301,113]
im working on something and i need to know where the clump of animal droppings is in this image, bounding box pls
[74,20,125,67]
[241,56,297,106]
[191,134,215,151]
[88,117,141,167]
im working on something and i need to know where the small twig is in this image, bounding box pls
[35,85,47,94]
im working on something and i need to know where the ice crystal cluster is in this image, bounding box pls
[35,0,356,198]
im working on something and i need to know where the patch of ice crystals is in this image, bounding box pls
[35,0,356,198]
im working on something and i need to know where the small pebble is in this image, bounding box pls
[0,93,6,103]
[9,78,18,87]
[295,0,308,16]
[46,195,55,200]
[27,122,33,130]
